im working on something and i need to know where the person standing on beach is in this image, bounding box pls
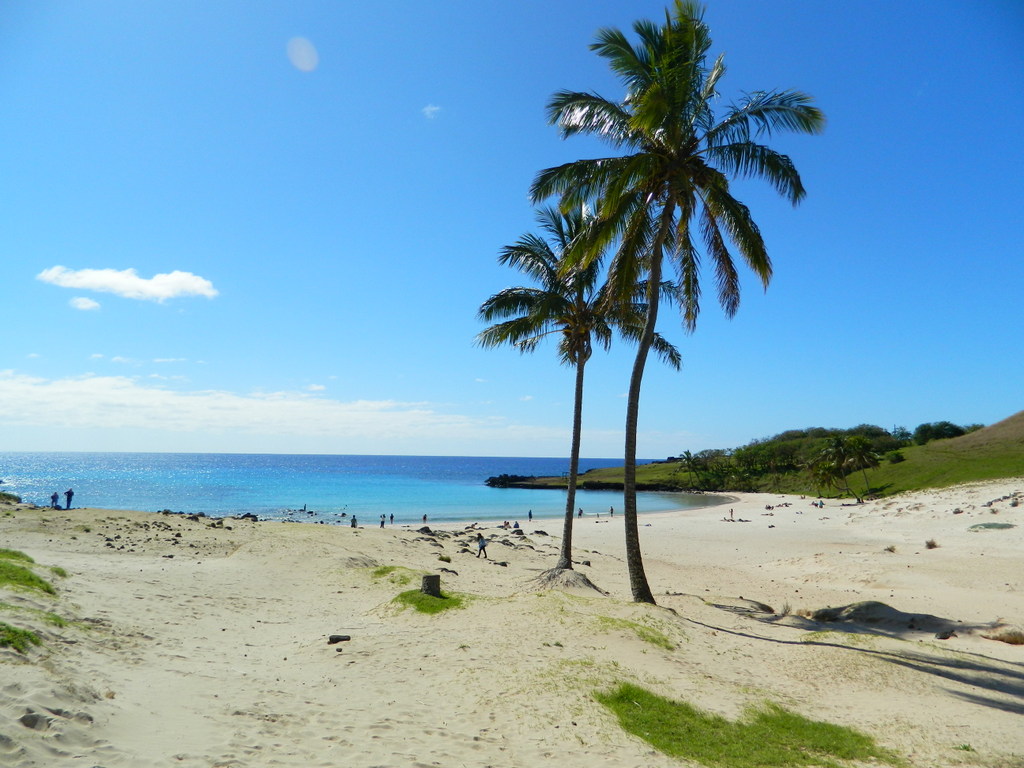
[50,492,59,509]
[528,509,532,522]
[476,533,488,558]
[389,513,394,524]
[380,514,385,528]
[64,488,74,510]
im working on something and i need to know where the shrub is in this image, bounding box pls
[885,451,905,464]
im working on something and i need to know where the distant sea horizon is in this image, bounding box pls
[0,451,728,525]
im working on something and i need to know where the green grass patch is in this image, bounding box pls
[597,616,675,650]
[50,566,68,578]
[0,548,35,563]
[392,589,466,615]
[968,522,1015,531]
[799,630,875,647]
[595,683,901,768]
[0,622,42,653]
[0,491,21,504]
[369,565,420,587]
[0,560,56,595]
[0,602,68,627]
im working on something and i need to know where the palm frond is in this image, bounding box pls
[699,205,740,318]
[546,90,634,145]
[705,141,807,204]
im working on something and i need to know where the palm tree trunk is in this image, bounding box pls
[555,358,587,570]
[623,202,675,604]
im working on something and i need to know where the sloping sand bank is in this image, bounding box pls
[2,479,1022,767]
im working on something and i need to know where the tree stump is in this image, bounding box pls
[421,574,442,598]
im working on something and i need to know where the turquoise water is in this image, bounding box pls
[0,452,726,525]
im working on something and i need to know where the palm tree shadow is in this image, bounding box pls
[679,609,1024,715]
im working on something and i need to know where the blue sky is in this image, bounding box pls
[2,1,1022,458]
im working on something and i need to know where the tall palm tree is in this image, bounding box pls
[477,205,680,574]
[531,0,824,603]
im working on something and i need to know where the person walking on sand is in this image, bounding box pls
[64,488,74,510]
[476,533,488,559]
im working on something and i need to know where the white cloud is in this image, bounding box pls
[37,266,218,303]
[422,104,441,119]
[519,395,534,401]
[0,371,586,455]
[27,353,40,359]
[307,384,326,391]
[70,297,100,311]
[0,372,487,438]
[153,358,187,364]
[90,353,104,359]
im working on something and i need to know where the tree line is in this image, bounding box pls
[669,420,983,499]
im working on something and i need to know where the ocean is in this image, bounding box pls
[0,452,727,525]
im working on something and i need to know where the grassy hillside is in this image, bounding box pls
[846,410,1024,496]
[525,410,1024,498]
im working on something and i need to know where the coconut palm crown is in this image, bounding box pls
[531,0,825,602]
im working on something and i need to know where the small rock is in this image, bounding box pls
[328,635,351,644]
[19,713,51,731]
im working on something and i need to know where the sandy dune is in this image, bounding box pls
[2,479,1022,767]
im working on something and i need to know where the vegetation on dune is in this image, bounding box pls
[0,559,56,595]
[369,565,419,587]
[392,589,466,615]
[0,491,21,504]
[0,548,36,563]
[595,682,901,768]
[0,622,42,654]
[596,616,676,651]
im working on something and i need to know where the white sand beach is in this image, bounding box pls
[2,479,1022,767]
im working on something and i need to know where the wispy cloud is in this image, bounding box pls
[70,297,100,311]
[37,266,218,303]
[519,395,534,401]
[153,358,187,364]
[0,372,576,455]
[307,384,326,391]
[421,104,441,119]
